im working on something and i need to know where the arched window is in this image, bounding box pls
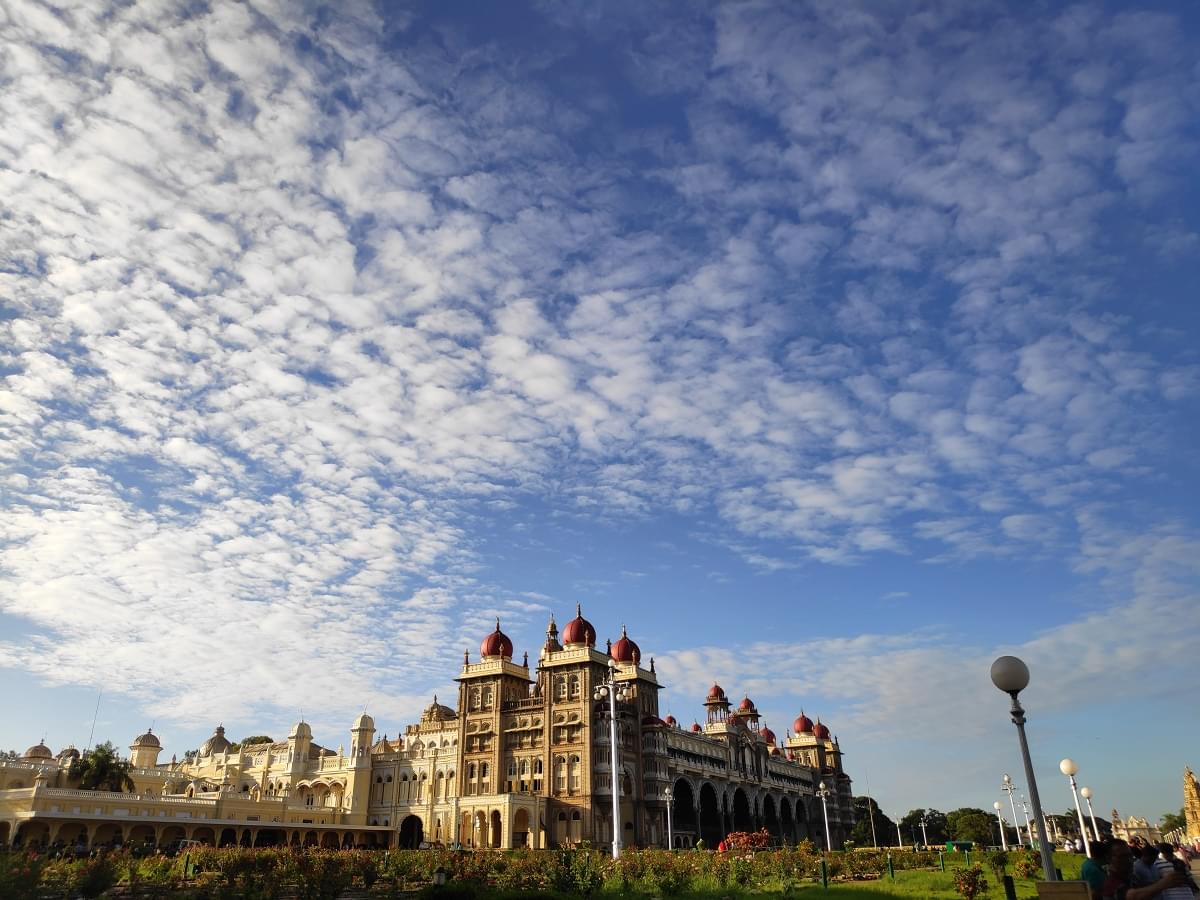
[569,755,581,792]
[554,756,566,793]
[556,676,568,700]
[568,674,580,698]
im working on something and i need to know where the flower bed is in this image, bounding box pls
[0,843,957,897]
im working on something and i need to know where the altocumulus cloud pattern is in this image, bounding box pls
[0,0,1199,804]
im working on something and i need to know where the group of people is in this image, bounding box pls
[1079,838,1198,900]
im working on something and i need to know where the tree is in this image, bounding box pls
[946,808,996,846]
[67,742,135,792]
[850,796,896,847]
[229,735,274,750]
[1161,809,1186,833]
[900,808,948,845]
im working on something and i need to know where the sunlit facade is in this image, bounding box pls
[0,609,853,850]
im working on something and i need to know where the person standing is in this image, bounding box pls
[1082,841,1110,900]
[1151,844,1197,900]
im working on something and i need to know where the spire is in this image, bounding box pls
[463,648,469,665]
[522,650,529,667]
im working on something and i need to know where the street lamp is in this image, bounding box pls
[994,801,1009,850]
[920,814,929,849]
[1002,775,1024,848]
[1079,786,1100,842]
[1019,797,1033,848]
[664,785,674,850]
[990,655,1057,881]
[816,781,833,851]
[1059,759,1091,859]
[897,819,904,849]
[594,659,630,859]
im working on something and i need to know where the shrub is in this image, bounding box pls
[74,853,119,899]
[1013,850,1040,879]
[0,851,44,900]
[986,849,1008,880]
[954,863,990,900]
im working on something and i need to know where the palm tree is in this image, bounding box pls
[68,742,135,792]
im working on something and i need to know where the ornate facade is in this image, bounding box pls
[0,609,853,851]
[1184,767,1200,842]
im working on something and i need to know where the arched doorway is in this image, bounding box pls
[513,809,530,848]
[398,815,423,849]
[795,798,810,843]
[732,788,751,832]
[15,821,50,849]
[763,795,780,843]
[779,797,795,845]
[0,821,10,846]
[698,782,722,848]
[219,828,237,848]
[490,810,502,848]
[671,778,697,847]
[473,811,487,848]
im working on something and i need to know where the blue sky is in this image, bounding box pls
[1,0,1199,827]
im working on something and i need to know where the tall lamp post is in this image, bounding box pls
[994,802,1009,850]
[1002,774,1024,847]
[1019,797,1033,848]
[816,781,833,852]
[897,819,904,849]
[920,814,929,849]
[594,659,630,859]
[990,655,1057,881]
[1059,759,1091,858]
[1079,786,1100,842]
[664,785,674,850]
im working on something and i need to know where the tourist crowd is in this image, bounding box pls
[1078,838,1197,900]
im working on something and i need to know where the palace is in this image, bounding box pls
[0,609,854,851]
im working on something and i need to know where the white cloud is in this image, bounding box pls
[0,0,1196,758]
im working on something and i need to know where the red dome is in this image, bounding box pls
[561,604,596,647]
[706,683,726,701]
[690,722,702,733]
[665,715,677,727]
[770,746,781,756]
[760,724,776,744]
[814,720,830,739]
[611,625,641,664]
[480,619,513,659]
[793,711,814,734]
[738,695,755,712]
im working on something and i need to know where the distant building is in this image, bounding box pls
[0,608,853,850]
[1111,809,1162,845]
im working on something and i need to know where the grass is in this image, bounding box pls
[598,851,1085,900]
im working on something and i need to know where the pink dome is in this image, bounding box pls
[706,683,726,701]
[793,711,814,734]
[611,625,641,664]
[814,719,830,739]
[561,604,596,647]
[690,722,702,733]
[480,619,514,659]
[738,696,755,712]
